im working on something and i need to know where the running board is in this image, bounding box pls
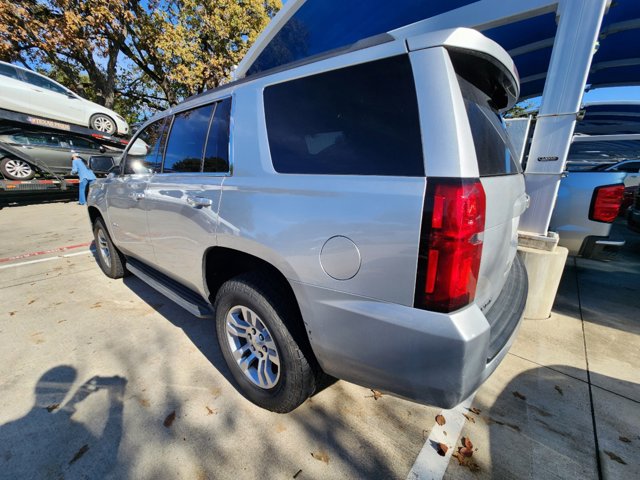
[126,258,213,318]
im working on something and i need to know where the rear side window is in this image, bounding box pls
[203,98,232,173]
[458,76,520,176]
[163,104,214,173]
[264,55,424,176]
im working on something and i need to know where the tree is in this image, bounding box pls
[0,0,131,108]
[0,0,280,120]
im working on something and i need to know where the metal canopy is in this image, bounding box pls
[575,101,640,135]
[239,0,640,100]
[237,0,639,238]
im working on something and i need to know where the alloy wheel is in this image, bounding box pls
[3,159,34,179]
[97,228,112,269]
[225,305,281,389]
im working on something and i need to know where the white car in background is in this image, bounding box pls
[0,61,129,136]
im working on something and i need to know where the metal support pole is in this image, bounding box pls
[519,0,609,236]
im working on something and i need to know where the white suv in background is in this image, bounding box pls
[0,61,129,136]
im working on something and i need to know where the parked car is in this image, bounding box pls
[627,187,640,233]
[550,172,626,259]
[88,27,528,413]
[0,61,129,135]
[0,129,122,180]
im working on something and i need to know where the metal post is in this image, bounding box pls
[519,0,609,236]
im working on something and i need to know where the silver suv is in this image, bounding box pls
[88,28,528,413]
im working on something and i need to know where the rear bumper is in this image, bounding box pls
[292,256,527,408]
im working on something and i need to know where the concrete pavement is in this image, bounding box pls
[0,202,638,479]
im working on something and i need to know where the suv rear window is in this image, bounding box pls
[458,76,520,176]
[264,55,424,176]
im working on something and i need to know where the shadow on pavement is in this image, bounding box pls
[0,366,126,479]
[462,365,639,479]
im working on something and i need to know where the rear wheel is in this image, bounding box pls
[0,157,35,180]
[90,114,117,134]
[214,273,317,413]
[93,218,127,278]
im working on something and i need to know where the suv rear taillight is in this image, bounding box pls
[415,178,486,313]
[589,184,624,223]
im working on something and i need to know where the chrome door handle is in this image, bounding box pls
[186,196,213,208]
[129,192,145,201]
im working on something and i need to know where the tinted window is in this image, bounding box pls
[22,70,68,94]
[459,76,520,176]
[264,55,423,176]
[25,133,62,147]
[0,63,20,80]
[163,104,214,173]
[69,136,100,151]
[203,98,232,173]
[615,162,640,173]
[124,119,166,174]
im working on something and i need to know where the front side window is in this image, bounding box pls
[163,104,214,173]
[123,119,166,174]
[264,55,424,176]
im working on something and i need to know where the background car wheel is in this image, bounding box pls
[90,114,117,134]
[93,218,127,278]
[214,272,317,413]
[0,157,36,180]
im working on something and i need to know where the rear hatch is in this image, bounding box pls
[458,75,527,314]
[411,30,527,322]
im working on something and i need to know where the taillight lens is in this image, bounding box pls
[415,178,486,313]
[589,184,624,223]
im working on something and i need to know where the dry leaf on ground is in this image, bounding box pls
[463,413,476,423]
[512,391,527,401]
[368,389,383,400]
[311,451,330,464]
[604,451,626,464]
[554,385,564,396]
[435,414,446,426]
[164,410,176,428]
[436,443,448,456]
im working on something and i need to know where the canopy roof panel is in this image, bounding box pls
[239,0,640,101]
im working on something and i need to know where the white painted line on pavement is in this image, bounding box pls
[406,393,476,480]
[0,249,93,270]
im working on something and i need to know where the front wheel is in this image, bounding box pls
[214,273,317,413]
[90,114,117,134]
[93,218,127,278]
[0,157,36,180]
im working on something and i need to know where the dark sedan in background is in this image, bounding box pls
[0,129,122,180]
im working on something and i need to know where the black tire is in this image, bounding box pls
[90,113,117,134]
[214,272,317,413]
[0,157,36,180]
[93,218,127,278]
